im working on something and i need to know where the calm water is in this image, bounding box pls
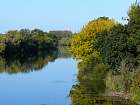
[0,47,140,105]
[0,47,78,105]
[0,58,77,105]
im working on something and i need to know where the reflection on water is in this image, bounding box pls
[70,57,140,105]
[0,46,76,105]
[0,47,71,74]
[1,47,140,105]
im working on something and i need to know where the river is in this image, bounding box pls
[0,47,139,105]
[0,47,78,105]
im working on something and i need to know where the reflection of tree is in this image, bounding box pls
[57,46,72,59]
[0,48,58,74]
[0,47,71,74]
[70,57,139,105]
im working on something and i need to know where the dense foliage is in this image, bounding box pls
[0,29,58,57]
[70,17,117,60]
[70,2,140,105]
[70,3,140,68]
[95,3,140,68]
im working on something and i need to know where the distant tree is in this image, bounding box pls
[49,31,72,39]
[20,29,31,40]
[0,29,59,56]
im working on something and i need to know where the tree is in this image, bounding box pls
[95,24,129,67]
[0,29,59,56]
[70,17,117,60]
[128,3,140,29]
[127,3,140,58]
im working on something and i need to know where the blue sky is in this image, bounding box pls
[0,0,135,32]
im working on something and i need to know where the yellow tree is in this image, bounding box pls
[70,17,117,60]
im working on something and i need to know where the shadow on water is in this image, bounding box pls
[70,57,140,105]
[0,46,71,74]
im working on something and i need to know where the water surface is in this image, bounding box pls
[0,47,78,105]
[0,47,140,105]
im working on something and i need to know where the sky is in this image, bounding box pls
[0,0,135,33]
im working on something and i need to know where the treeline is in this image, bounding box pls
[0,29,58,57]
[70,3,140,69]
[49,31,72,46]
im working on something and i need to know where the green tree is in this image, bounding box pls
[127,3,140,58]
[0,29,58,56]
[95,24,129,67]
